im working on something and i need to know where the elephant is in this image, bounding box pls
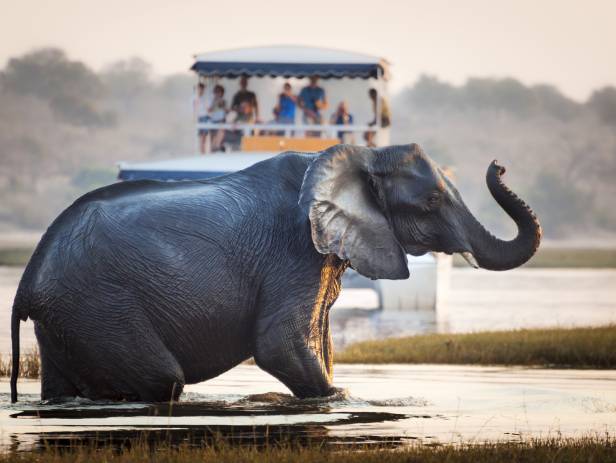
[10,143,541,403]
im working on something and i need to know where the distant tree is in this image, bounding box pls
[463,77,535,115]
[100,57,153,103]
[526,171,593,237]
[588,86,616,125]
[0,48,102,99]
[0,48,113,127]
[403,74,457,109]
[531,84,579,120]
[396,75,582,120]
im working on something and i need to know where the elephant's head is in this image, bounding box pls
[299,144,542,279]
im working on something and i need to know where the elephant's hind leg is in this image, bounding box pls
[79,317,186,402]
[35,323,79,401]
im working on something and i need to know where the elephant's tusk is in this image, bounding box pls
[460,252,479,269]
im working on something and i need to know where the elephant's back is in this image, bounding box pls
[15,180,218,314]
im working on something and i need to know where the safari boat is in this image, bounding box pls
[117,45,451,314]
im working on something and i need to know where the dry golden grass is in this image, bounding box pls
[337,325,616,367]
[2,326,616,381]
[1,436,615,463]
[0,347,39,378]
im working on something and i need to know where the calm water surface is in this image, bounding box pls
[2,365,616,450]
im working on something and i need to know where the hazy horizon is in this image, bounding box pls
[2,0,615,101]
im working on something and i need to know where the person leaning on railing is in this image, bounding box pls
[193,82,211,154]
[274,82,297,124]
[213,76,260,151]
[269,82,298,135]
[330,101,355,144]
[209,84,228,152]
[231,76,260,123]
[364,88,391,147]
[298,75,328,137]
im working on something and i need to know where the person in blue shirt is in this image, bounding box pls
[273,82,297,124]
[330,101,355,143]
[298,76,328,127]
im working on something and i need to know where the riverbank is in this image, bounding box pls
[4,326,615,378]
[337,325,616,367]
[1,436,615,462]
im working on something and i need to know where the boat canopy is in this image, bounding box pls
[191,45,389,80]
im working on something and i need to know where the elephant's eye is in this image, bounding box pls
[427,192,442,208]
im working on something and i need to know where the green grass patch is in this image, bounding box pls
[453,247,616,268]
[337,325,616,367]
[1,437,615,462]
[0,247,33,266]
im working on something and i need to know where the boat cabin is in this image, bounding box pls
[190,45,391,153]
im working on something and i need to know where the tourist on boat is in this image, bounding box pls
[364,88,391,147]
[193,82,211,154]
[330,101,355,143]
[231,76,260,123]
[273,82,297,124]
[209,84,228,152]
[298,76,327,135]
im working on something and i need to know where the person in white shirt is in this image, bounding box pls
[193,82,212,154]
[209,84,228,152]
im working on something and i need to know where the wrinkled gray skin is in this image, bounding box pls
[11,144,541,403]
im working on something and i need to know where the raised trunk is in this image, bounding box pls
[468,161,542,271]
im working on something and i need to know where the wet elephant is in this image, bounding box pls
[11,144,541,402]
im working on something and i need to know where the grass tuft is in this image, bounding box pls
[0,347,40,378]
[1,436,615,462]
[2,326,616,380]
[337,325,616,367]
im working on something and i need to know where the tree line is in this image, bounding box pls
[1,48,615,240]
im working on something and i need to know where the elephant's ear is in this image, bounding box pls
[299,145,409,280]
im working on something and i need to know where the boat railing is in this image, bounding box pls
[196,121,379,139]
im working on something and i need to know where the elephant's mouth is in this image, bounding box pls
[407,244,479,269]
[405,245,429,257]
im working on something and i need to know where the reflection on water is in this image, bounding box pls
[2,266,616,353]
[2,364,616,451]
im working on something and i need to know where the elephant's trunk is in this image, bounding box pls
[467,161,542,271]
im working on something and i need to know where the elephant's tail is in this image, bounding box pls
[10,309,20,403]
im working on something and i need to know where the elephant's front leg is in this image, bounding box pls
[254,307,336,398]
[254,255,346,398]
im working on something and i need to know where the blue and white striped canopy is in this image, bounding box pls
[191,45,389,80]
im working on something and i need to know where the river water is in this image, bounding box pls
[1,266,615,449]
[2,365,616,450]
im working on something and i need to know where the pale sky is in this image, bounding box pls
[1,0,615,101]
